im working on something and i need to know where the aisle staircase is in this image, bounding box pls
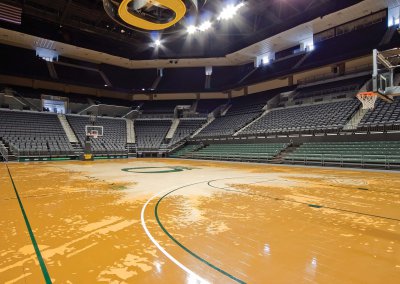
[191,117,215,138]
[58,114,79,143]
[0,139,17,161]
[166,118,180,139]
[234,110,271,136]
[126,143,137,157]
[169,143,206,158]
[342,77,372,131]
[126,119,136,143]
[71,142,83,155]
[270,144,299,164]
[343,107,369,130]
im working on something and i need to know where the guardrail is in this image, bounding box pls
[297,64,372,85]
[190,124,400,141]
[355,124,400,133]
[167,141,186,153]
[284,154,400,169]
[185,152,276,163]
[137,114,175,119]
[9,145,80,159]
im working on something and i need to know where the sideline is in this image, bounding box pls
[5,164,52,284]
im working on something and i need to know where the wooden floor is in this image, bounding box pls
[0,159,399,283]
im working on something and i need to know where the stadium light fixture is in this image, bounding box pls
[199,21,212,32]
[154,39,162,47]
[262,56,270,65]
[183,2,245,37]
[187,25,197,34]
[217,2,245,21]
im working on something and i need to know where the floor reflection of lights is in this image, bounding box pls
[0,159,399,284]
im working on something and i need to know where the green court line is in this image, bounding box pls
[154,181,246,284]
[207,181,400,222]
[122,166,195,174]
[308,204,323,208]
[5,165,52,284]
[357,188,369,191]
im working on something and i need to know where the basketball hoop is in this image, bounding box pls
[356,92,378,110]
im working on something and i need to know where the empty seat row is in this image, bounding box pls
[0,110,75,157]
[358,97,400,129]
[168,119,207,146]
[66,115,127,155]
[241,99,360,135]
[186,143,288,161]
[135,119,172,150]
[285,141,400,165]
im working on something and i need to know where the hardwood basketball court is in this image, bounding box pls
[1,159,399,283]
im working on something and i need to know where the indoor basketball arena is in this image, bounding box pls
[0,0,399,283]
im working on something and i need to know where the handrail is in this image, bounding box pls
[187,152,274,163]
[285,153,400,168]
[189,124,400,141]
[297,64,372,85]
[137,114,175,119]
[0,144,9,162]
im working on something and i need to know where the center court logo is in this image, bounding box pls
[121,166,196,174]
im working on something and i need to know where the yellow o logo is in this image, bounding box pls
[118,0,187,31]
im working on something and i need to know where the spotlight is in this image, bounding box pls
[187,25,197,34]
[199,21,212,32]
[262,56,270,65]
[217,2,245,21]
[154,39,161,47]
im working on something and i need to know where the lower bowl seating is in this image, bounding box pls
[183,143,289,162]
[284,141,400,166]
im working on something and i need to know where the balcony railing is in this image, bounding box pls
[284,154,400,169]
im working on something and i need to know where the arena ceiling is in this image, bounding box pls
[0,0,362,60]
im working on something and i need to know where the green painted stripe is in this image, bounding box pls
[308,204,322,208]
[155,183,246,284]
[207,181,400,222]
[6,165,52,284]
[50,157,71,161]
[357,188,369,191]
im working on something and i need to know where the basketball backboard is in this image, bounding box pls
[372,48,400,101]
[85,125,104,138]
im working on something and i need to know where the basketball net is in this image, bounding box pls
[356,92,378,110]
[88,130,99,139]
